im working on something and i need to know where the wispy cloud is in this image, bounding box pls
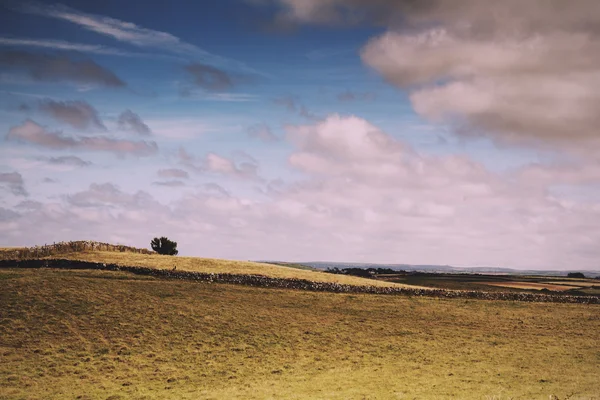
[66,183,153,208]
[38,99,106,130]
[153,180,186,187]
[178,148,261,181]
[0,90,53,99]
[206,93,260,102]
[248,123,279,142]
[180,90,260,102]
[44,155,92,167]
[0,171,28,197]
[273,95,320,120]
[0,50,126,88]
[7,119,157,156]
[117,110,152,135]
[184,63,236,91]
[17,2,259,74]
[0,37,155,58]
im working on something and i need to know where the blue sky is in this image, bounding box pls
[1,0,599,270]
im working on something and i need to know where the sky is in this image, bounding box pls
[1,0,600,270]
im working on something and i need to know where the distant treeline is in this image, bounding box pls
[0,241,153,260]
[326,267,407,277]
[327,267,600,280]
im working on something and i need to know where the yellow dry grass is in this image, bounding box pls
[544,281,599,288]
[47,251,426,288]
[482,281,577,291]
[1,268,598,399]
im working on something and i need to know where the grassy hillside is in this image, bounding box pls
[378,272,600,295]
[1,268,599,399]
[46,251,424,288]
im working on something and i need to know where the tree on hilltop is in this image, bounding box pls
[151,237,178,256]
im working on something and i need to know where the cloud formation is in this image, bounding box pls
[0,207,20,222]
[0,37,154,58]
[67,183,154,208]
[178,148,260,180]
[276,115,600,268]
[117,110,151,135]
[273,96,320,120]
[7,120,158,156]
[157,168,189,179]
[184,63,251,91]
[362,29,600,148]
[0,171,27,196]
[257,0,600,150]
[3,0,600,271]
[39,99,106,130]
[0,50,126,88]
[262,0,600,30]
[205,154,260,180]
[17,2,257,74]
[248,123,278,142]
[45,155,91,167]
[255,0,425,26]
[6,114,600,269]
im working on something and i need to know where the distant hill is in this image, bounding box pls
[272,261,600,278]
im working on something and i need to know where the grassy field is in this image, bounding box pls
[1,268,599,399]
[481,282,576,291]
[44,251,424,288]
[377,272,600,295]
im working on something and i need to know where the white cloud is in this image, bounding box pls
[18,2,258,74]
[263,0,600,33]
[5,115,600,270]
[357,15,600,150]
[257,0,600,151]
[66,183,156,209]
[0,37,156,58]
[7,120,158,156]
[178,149,261,181]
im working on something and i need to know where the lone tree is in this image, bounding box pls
[151,237,178,256]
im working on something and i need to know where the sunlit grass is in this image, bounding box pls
[1,268,598,399]
[48,251,425,288]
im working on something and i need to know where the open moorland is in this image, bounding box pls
[1,243,599,399]
[375,272,600,297]
[45,251,422,289]
[323,268,600,297]
[1,268,599,399]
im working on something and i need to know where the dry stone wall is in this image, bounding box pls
[1,259,599,304]
[0,241,152,260]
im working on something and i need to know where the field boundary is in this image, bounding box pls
[1,259,599,304]
[0,241,152,260]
